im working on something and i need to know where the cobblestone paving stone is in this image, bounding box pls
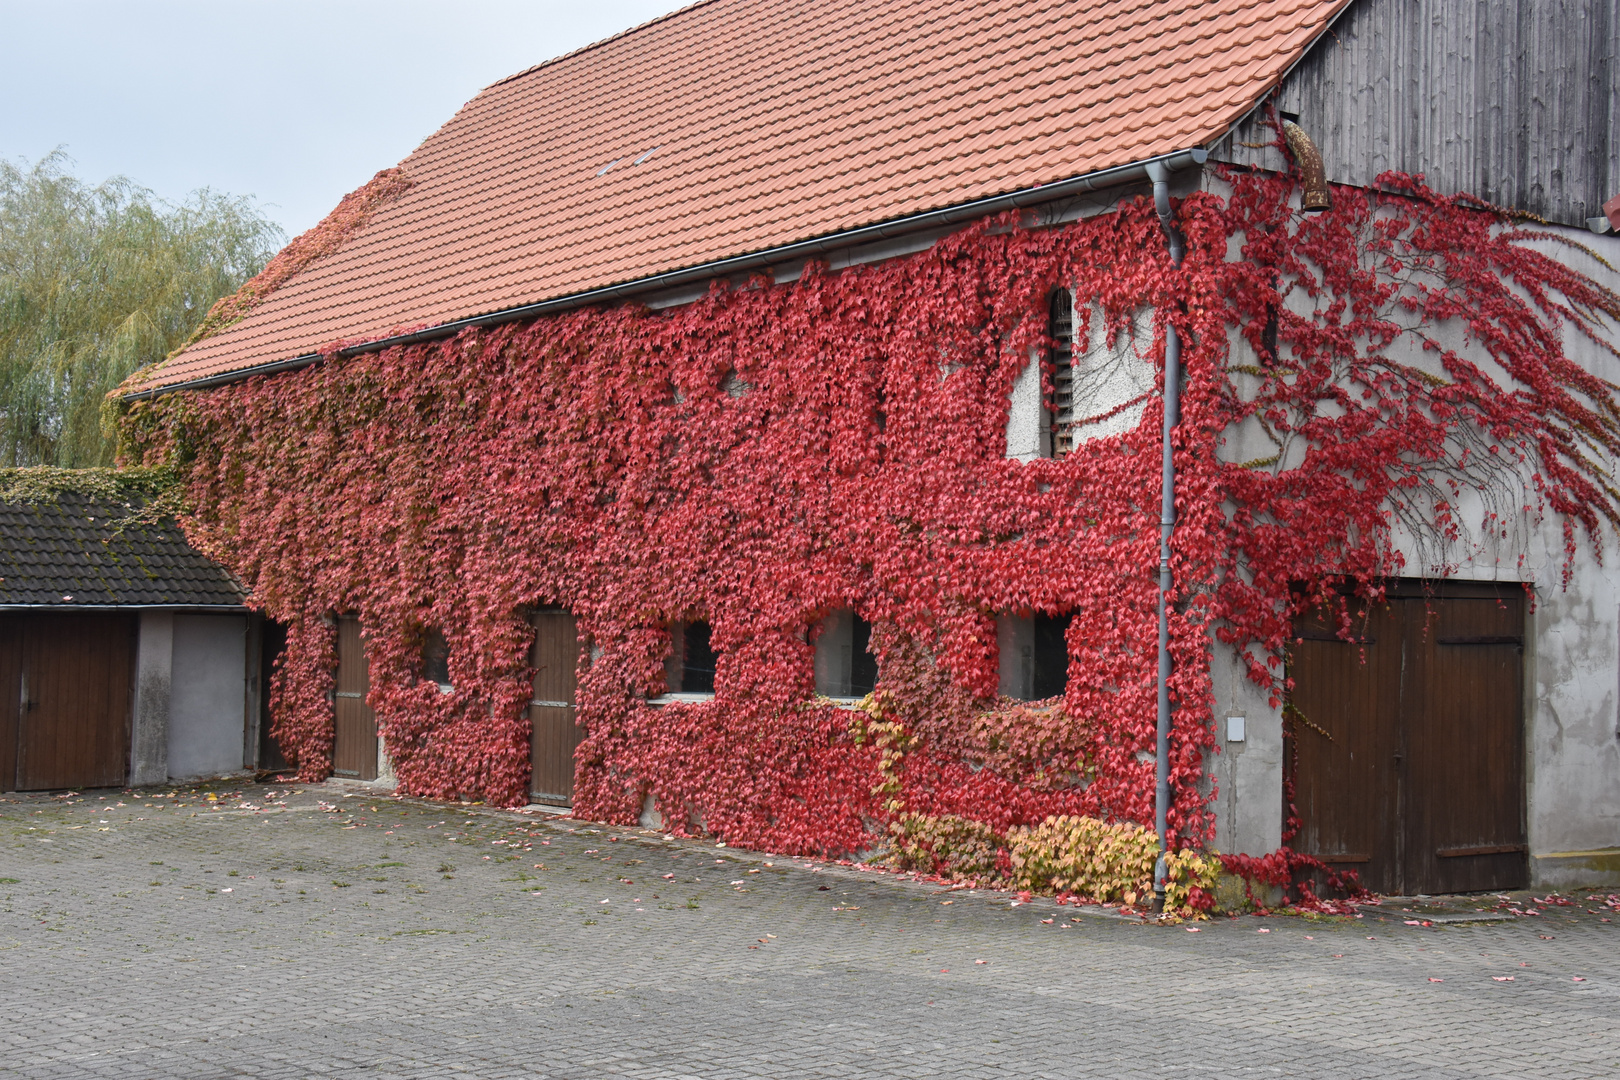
[1,779,1616,1079]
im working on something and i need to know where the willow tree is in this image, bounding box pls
[0,151,282,466]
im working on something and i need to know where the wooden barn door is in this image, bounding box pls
[0,614,133,791]
[332,617,377,780]
[1404,594,1526,893]
[529,611,582,805]
[1287,601,1404,893]
[1288,584,1526,895]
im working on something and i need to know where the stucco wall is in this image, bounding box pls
[166,614,249,781]
[1207,217,1620,886]
[130,612,174,787]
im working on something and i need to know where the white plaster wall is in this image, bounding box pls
[1005,353,1045,461]
[1067,303,1156,444]
[1387,227,1620,878]
[167,614,248,780]
[130,612,173,787]
[1206,214,1620,881]
[1005,302,1158,460]
[1208,644,1285,856]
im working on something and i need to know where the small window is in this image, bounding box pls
[814,610,879,698]
[1260,271,1280,363]
[1031,614,1069,699]
[664,620,717,695]
[423,629,451,690]
[1047,289,1075,459]
[997,612,1071,700]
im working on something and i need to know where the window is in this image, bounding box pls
[1260,270,1280,363]
[664,619,717,695]
[423,629,451,690]
[997,612,1071,700]
[1047,288,1075,459]
[1031,613,1069,699]
[814,610,879,698]
[1008,290,1156,460]
[1005,289,1074,461]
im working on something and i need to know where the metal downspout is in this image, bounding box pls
[1145,159,1186,908]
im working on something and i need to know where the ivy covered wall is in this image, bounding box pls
[121,164,1620,859]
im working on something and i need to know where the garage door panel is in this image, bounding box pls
[15,615,132,791]
[0,618,19,788]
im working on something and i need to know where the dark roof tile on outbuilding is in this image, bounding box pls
[0,492,246,608]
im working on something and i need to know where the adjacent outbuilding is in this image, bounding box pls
[0,471,261,791]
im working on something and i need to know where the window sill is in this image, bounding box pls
[813,695,870,711]
[647,692,716,706]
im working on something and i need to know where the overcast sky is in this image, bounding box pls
[1,0,685,238]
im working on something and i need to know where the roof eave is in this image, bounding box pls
[0,603,250,612]
[124,146,1211,401]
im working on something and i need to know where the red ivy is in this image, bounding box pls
[121,169,1620,860]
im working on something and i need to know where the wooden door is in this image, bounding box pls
[1288,584,1527,895]
[530,611,581,805]
[0,617,20,789]
[332,617,377,780]
[1287,600,1403,893]
[257,619,290,772]
[0,614,132,791]
[1403,594,1526,893]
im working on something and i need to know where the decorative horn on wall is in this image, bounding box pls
[1282,120,1332,213]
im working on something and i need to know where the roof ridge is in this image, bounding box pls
[485,0,721,91]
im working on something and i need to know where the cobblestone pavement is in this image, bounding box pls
[2,780,1616,1080]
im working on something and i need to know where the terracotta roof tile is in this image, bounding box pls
[134,0,1346,392]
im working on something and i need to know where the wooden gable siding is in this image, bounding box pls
[1212,0,1619,227]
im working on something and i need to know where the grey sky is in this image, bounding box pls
[1,0,684,238]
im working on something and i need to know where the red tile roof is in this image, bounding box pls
[131,0,1349,394]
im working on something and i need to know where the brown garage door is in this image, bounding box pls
[1288,582,1526,895]
[530,611,582,805]
[332,616,377,780]
[0,614,134,791]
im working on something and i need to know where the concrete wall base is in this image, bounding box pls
[1531,850,1620,891]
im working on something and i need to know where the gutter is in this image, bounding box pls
[123,147,1210,401]
[0,603,249,613]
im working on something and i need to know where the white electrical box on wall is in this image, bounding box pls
[1227,716,1246,743]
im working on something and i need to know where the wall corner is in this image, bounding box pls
[130,611,174,787]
